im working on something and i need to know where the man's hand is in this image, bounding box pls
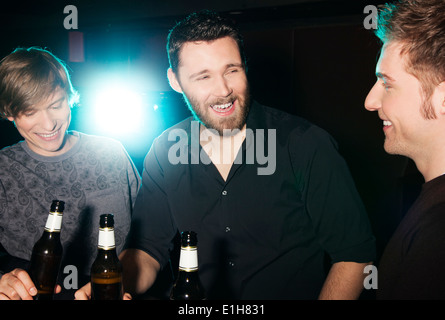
[75,282,132,300]
[75,249,160,300]
[0,268,62,300]
[0,268,37,300]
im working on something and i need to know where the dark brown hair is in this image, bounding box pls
[167,10,246,74]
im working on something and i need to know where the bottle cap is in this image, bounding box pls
[50,200,65,212]
[180,231,197,247]
[100,214,115,228]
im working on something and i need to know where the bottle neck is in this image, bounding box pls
[40,230,61,240]
[178,246,199,272]
[95,248,119,261]
[44,211,63,232]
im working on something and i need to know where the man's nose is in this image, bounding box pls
[364,82,382,112]
[40,110,57,131]
[214,76,233,97]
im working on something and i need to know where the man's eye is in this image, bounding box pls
[380,80,391,91]
[226,69,240,75]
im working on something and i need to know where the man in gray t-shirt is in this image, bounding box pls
[0,47,141,300]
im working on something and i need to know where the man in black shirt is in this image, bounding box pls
[365,0,445,299]
[77,10,375,300]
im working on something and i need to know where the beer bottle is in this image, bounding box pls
[28,200,65,300]
[91,214,123,300]
[170,231,205,300]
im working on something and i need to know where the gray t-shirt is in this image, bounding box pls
[0,131,141,277]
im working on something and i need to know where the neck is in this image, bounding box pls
[413,146,445,182]
[200,124,246,166]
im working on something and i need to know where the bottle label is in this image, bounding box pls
[98,227,116,250]
[179,246,198,272]
[44,211,63,232]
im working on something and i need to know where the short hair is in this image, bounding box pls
[167,10,247,74]
[0,47,79,119]
[376,0,445,119]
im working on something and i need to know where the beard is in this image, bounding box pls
[383,133,414,158]
[182,84,251,136]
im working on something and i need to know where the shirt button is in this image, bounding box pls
[228,261,235,268]
[225,226,231,233]
[222,190,228,196]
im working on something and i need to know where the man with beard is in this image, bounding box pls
[77,10,375,300]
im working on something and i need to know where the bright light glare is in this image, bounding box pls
[92,86,143,136]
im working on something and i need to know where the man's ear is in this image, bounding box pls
[167,68,183,93]
[437,81,445,115]
[6,116,14,122]
[441,81,445,108]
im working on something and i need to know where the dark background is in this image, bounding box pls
[0,0,423,297]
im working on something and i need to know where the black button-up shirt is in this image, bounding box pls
[126,101,375,299]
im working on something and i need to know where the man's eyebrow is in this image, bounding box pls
[189,69,209,80]
[25,96,65,112]
[376,72,395,82]
[226,63,243,69]
[47,96,66,107]
[51,97,65,104]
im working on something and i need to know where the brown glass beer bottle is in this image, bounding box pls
[170,231,206,300]
[28,200,65,300]
[91,214,123,300]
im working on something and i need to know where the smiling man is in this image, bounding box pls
[77,10,376,300]
[0,47,141,300]
[365,0,445,299]
[122,10,375,300]
[6,87,75,156]
[167,37,250,136]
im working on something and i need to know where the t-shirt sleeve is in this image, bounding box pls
[291,125,376,263]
